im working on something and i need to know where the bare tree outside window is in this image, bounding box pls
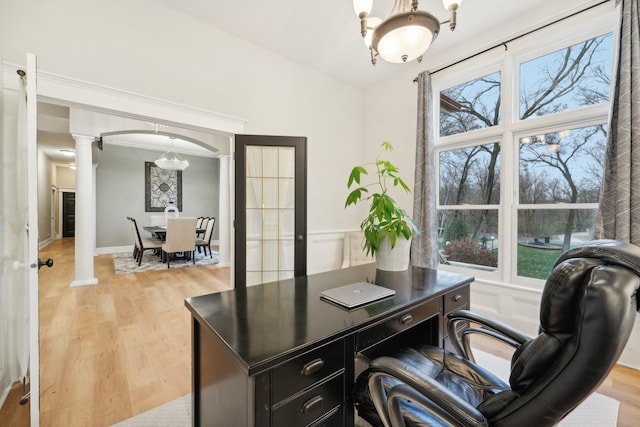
[436,33,613,277]
[519,34,613,118]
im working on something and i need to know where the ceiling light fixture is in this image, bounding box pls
[154,137,189,171]
[60,149,75,157]
[354,0,463,65]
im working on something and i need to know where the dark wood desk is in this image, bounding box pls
[184,264,473,427]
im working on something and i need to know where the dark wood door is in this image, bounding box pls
[235,135,307,288]
[62,191,75,237]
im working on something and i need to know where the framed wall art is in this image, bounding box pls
[145,161,183,212]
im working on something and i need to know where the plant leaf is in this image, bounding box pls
[347,166,368,188]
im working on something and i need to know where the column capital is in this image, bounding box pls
[71,134,95,144]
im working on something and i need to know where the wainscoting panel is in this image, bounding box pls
[307,231,348,274]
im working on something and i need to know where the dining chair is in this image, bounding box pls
[197,217,210,239]
[196,217,216,258]
[127,217,163,266]
[162,217,197,268]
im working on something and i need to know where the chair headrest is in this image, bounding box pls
[554,239,640,312]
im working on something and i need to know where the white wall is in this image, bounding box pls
[36,149,53,245]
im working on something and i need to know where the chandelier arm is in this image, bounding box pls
[448,4,459,30]
[360,14,368,37]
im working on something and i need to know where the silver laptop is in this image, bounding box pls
[320,282,395,309]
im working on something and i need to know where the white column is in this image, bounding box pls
[218,154,231,267]
[71,134,98,287]
[92,163,98,256]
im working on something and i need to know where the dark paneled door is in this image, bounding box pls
[62,191,75,237]
[234,135,307,288]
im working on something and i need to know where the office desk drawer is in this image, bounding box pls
[444,286,470,314]
[356,299,440,351]
[272,339,344,403]
[272,374,344,427]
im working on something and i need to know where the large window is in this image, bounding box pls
[435,27,613,285]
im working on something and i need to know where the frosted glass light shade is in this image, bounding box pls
[353,0,373,16]
[372,11,440,63]
[154,152,189,170]
[442,0,462,9]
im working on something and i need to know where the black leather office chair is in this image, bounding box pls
[353,240,640,427]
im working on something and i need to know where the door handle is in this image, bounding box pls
[38,258,54,270]
[296,234,304,241]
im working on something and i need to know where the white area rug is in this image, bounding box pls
[111,394,191,427]
[112,352,619,427]
[112,250,219,275]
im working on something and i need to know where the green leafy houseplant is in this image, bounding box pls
[345,142,418,257]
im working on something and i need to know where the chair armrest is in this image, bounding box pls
[447,309,531,363]
[368,356,488,427]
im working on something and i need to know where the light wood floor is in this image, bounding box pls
[1,238,639,426]
[1,237,231,427]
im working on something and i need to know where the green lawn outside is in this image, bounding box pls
[517,244,563,280]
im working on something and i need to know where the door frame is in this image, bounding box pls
[234,135,307,288]
[49,186,57,241]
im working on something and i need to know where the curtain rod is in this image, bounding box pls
[413,0,612,82]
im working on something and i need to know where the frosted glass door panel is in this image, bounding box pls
[246,178,262,209]
[279,178,295,209]
[279,149,295,177]
[245,145,296,286]
[263,210,279,239]
[279,210,294,238]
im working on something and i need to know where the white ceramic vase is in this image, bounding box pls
[376,235,411,271]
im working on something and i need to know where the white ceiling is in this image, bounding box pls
[152,0,609,88]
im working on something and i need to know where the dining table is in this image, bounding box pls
[143,225,205,241]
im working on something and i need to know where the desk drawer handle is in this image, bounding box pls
[301,358,325,376]
[399,314,413,325]
[452,294,462,302]
[301,395,323,413]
